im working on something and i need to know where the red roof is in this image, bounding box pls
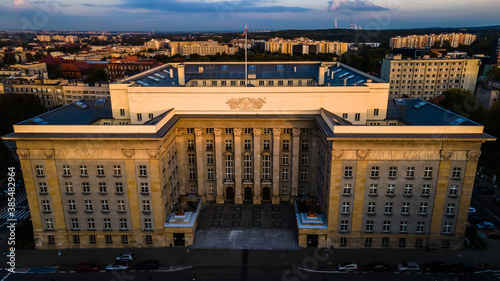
[39,54,66,65]
[61,61,94,72]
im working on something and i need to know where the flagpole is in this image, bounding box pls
[245,24,248,87]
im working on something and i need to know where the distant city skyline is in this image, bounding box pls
[0,0,499,32]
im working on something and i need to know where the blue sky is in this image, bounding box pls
[0,0,499,32]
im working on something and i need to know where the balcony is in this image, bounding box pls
[243,179,253,184]
[224,178,235,184]
[261,179,272,184]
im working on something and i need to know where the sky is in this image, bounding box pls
[0,0,498,32]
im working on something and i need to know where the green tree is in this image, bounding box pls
[84,68,108,83]
[46,64,64,79]
[487,67,500,82]
[438,88,487,124]
[0,94,47,135]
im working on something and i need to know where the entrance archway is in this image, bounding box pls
[226,186,234,201]
[262,187,271,201]
[244,187,252,201]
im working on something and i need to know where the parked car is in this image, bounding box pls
[449,262,475,274]
[493,198,500,207]
[397,262,421,273]
[469,207,476,213]
[115,252,135,261]
[477,222,495,230]
[77,262,100,272]
[477,187,495,195]
[468,213,486,224]
[106,261,130,271]
[423,261,448,273]
[337,261,359,272]
[364,262,391,273]
[135,260,159,271]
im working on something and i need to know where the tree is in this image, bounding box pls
[438,88,487,124]
[84,68,108,83]
[487,67,500,82]
[46,64,64,79]
[0,94,47,135]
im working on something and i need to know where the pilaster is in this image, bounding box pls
[214,128,224,204]
[194,128,205,200]
[253,128,262,204]
[234,128,243,204]
[272,128,281,203]
[291,128,301,197]
[175,128,187,195]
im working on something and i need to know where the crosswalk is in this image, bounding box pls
[0,193,27,213]
[0,207,31,221]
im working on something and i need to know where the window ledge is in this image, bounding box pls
[39,192,49,195]
[386,194,395,197]
[423,177,433,180]
[65,192,74,195]
[343,176,353,179]
[113,175,122,178]
[101,210,110,213]
[115,192,124,195]
[451,177,461,181]
[448,194,458,198]
[387,176,397,180]
[82,192,91,195]
[367,212,376,216]
[368,194,378,197]
[36,175,46,178]
[63,175,72,178]
[140,192,150,195]
[403,194,413,198]
[342,194,351,197]
[80,175,89,178]
[68,210,77,213]
[384,212,393,216]
[118,210,127,214]
[99,192,107,195]
[370,176,380,179]
[97,175,106,178]
[85,210,94,214]
[405,177,415,180]
[138,175,148,178]
[420,194,430,197]
[401,213,410,216]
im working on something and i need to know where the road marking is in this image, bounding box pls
[0,273,11,281]
[483,208,500,222]
[69,271,75,273]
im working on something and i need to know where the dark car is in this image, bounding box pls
[468,213,486,224]
[493,198,500,207]
[477,187,495,195]
[135,260,159,271]
[365,262,391,273]
[424,261,448,273]
[77,262,100,272]
[449,262,475,274]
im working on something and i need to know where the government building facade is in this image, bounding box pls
[5,61,493,250]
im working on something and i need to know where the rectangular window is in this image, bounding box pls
[340,220,349,232]
[113,165,121,176]
[120,218,128,230]
[452,167,461,179]
[208,186,214,194]
[419,203,428,215]
[417,221,425,233]
[140,182,149,193]
[146,235,153,244]
[36,165,44,176]
[402,202,410,215]
[300,154,308,166]
[65,182,73,193]
[186,128,194,134]
[443,222,452,234]
[206,128,213,134]
[105,235,112,244]
[343,184,351,195]
[225,155,234,180]
[282,140,289,151]
[367,202,375,213]
[340,237,347,246]
[48,235,55,244]
[282,154,289,165]
[137,113,142,121]
[300,169,307,181]
[449,185,459,196]
[144,218,152,230]
[385,202,393,214]
[355,113,360,121]
[282,186,288,195]
[187,140,195,150]
[243,155,252,180]
[388,167,397,178]
[342,113,348,119]
[374,108,379,116]
[45,218,54,230]
[399,238,406,247]
[225,128,233,134]
[207,154,214,165]
[400,221,408,233]
[39,182,48,193]
[122,235,128,244]
[207,168,214,180]
[87,218,95,229]
[301,140,308,151]
[387,184,395,196]
[446,203,455,215]
[188,154,195,165]
[206,140,213,151]
[415,238,423,247]
[99,182,106,193]
[342,202,350,213]
[117,200,126,211]
[424,167,433,178]
[422,184,430,196]
[369,184,378,196]
[365,237,373,246]
[101,200,109,211]
[442,239,450,248]
[85,200,93,212]
[366,220,374,232]
[139,165,148,177]
[80,165,88,176]
[344,166,353,177]
[71,218,79,229]
[115,182,123,193]
[97,165,104,176]
[143,200,150,211]
[262,155,271,180]
[406,167,415,178]
[282,169,289,181]
[300,186,307,195]
[244,128,252,135]
[263,140,270,150]
[68,200,76,211]
[120,109,125,116]
[383,221,391,232]
[404,184,413,196]
[63,165,71,176]
[73,235,80,244]
[189,168,196,180]
[81,182,90,193]
[89,234,96,244]
[225,140,232,151]
[371,167,379,178]
[382,237,389,246]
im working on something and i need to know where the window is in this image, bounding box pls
[115,182,123,193]
[243,155,252,180]
[301,140,308,151]
[244,140,251,150]
[422,184,430,196]
[340,220,349,232]
[387,184,395,196]
[259,80,264,86]
[71,218,79,229]
[383,221,391,232]
[371,167,379,178]
[402,202,410,215]
[419,203,428,215]
[354,113,360,121]
[65,182,74,193]
[382,237,389,246]
[188,154,195,165]
[99,182,107,194]
[144,218,152,230]
[117,200,126,212]
[187,128,194,134]
[140,182,149,193]
[443,222,452,234]
[80,165,88,176]
[39,182,48,193]
[399,238,406,247]
[374,108,379,116]
[452,167,461,179]
[206,128,213,134]
[88,218,95,229]
[263,140,270,150]
[300,186,307,195]
[97,165,104,176]
[36,165,44,176]
[385,202,393,214]
[406,167,415,178]
[449,185,459,196]
[340,237,347,246]
[187,140,195,150]
[369,184,378,196]
[67,199,76,211]
[344,166,353,177]
[282,154,289,165]
[139,165,148,177]
[300,169,307,181]
[244,128,252,135]
[424,167,433,178]
[415,238,423,247]
[137,113,142,121]
[101,200,109,212]
[225,155,234,180]
[208,168,215,180]
[442,239,450,248]
[120,109,125,116]
[81,182,90,193]
[73,235,80,244]
[300,154,309,165]
[367,202,375,213]
[122,235,128,244]
[302,128,309,135]
[417,221,425,233]
[400,221,408,233]
[366,221,374,232]
[342,202,350,213]
[225,128,233,134]
[282,169,289,181]
[282,186,288,195]
[48,235,55,244]
[388,167,397,178]
[146,235,153,244]
[85,200,93,212]
[113,165,121,176]
[262,155,271,180]
[282,140,289,151]
[207,154,214,165]
[105,235,112,244]
[208,186,214,194]
[120,218,128,230]
[343,184,351,195]
[45,218,54,230]
[225,140,232,151]
[143,200,150,211]
[268,81,274,86]
[446,203,455,215]
[404,184,412,196]
[63,165,71,176]
[89,234,96,244]
[206,140,213,150]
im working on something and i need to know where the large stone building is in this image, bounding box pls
[381,54,480,100]
[4,61,494,251]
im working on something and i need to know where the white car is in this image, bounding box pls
[106,261,130,271]
[477,222,495,230]
[115,252,135,261]
[397,262,421,273]
[337,261,359,272]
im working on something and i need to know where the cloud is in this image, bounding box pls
[11,0,34,10]
[116,0,312,13]
[328,0,388,12]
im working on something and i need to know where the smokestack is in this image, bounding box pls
[335,18,338,29]
[351,22,353,30]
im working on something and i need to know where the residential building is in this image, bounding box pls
[390,33,477,49]
[476,81,500,109]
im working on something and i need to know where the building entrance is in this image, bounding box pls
[173,233,185,247]
[262,187,271,201]
[226,186,234,201]
[244,187,252,201]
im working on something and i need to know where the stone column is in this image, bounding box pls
[291,128,301,197]
[253,128,262,204]
[175,128,187,195]
[272,128,281,203]
[194,128,205,201]
[214,128,224,204]
[234,128,243,204]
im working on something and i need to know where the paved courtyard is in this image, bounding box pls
[192,203,300,250]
